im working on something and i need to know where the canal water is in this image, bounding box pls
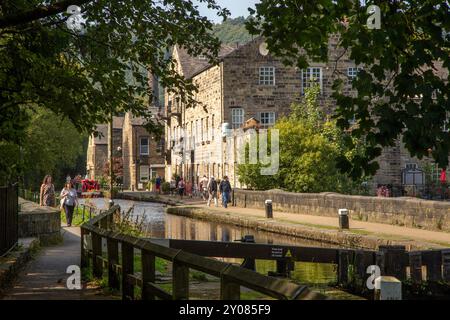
[82,198,362,299]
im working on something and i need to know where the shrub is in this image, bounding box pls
[161,181,170,193]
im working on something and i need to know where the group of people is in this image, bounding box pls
[39,174,78,227]
[199,175,232,208]
[168,175,232,208]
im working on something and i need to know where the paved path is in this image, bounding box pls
[204,205,450,247]
[137,193,450,248]
[3,227,112,300]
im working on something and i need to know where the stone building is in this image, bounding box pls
[122,111,165,191]
[86,116,124,180]
[164,37,364,188]
[164,37,448,194]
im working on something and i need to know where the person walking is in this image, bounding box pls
[170,177,176,195]
[219,176,232,208]
[177,177,186,199]
[199,175,208,200]
[39,175,56,207]
[60,182,78,227]
[207,176,218,207]
[155,175,162,194]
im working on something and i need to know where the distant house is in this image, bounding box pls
[86,116,124,181]
[122,112,165,191]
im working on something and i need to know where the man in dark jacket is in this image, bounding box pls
[219,176,232,208]
[207,177,218,207]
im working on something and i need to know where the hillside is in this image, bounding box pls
[212,16,254,45]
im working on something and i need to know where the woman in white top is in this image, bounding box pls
[60,182,78,227]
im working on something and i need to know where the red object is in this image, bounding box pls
[440,169,447,183]
[81,179,100,192]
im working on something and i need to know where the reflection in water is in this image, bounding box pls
[82,198,338,247]
[81,198,359,298]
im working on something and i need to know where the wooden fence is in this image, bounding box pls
[0,185,19,256]
[80,205,327,300]
[147,239,450,286]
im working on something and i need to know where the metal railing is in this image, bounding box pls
[0,185,19,257]
[80,206,327,300]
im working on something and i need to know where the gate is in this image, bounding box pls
[0,185,19,256]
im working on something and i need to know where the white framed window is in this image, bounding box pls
[201,118,204,141]
[347,67,362,86]
[301,67,322,94]
[259,66,275,85]
[140,137,149,155]
[150,168,157,180]
[156,139,164,155]
[206,116,209,141]
[231,108,244,129]
[139,165,149,182]
[259,112,276,127]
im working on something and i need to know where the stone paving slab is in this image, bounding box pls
[2,227,113,300]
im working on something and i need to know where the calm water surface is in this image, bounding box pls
[81,198,362,299]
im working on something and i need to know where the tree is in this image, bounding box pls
[0,106,86,188]
[212,16,253,44]
[247,0,450,178]
[237,85,369,193]
[0,0,230,183]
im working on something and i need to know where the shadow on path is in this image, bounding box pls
[3,227,113,300]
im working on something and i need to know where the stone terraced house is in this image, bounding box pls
[164,36,449,195]
[86,116,124,181]
[122,111,165,191]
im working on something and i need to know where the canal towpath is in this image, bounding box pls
[2,226,114,300]
[120,192,450,250]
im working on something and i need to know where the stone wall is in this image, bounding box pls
[234,189,450,232]
[18,199,61,242]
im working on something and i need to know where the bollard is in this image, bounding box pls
[338,209,349,229]
[265,199,273,218]
[374,276,402,300]
[108,199,114,209]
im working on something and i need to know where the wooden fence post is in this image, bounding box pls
[121,242,135,300]
[92,232,103,278]
[220,270,240,300]
[425,250,442,282]
[442,249,450,282]
[409,251,423,282]
[80,228,87,268]
[378,245,406,280]
[100,216,107,229]
[107,212,114,230]
[338,250,350,285]
[354,250,367,284]
[107,238,120,291]
[141,250,156,300]
[172,260,189,300]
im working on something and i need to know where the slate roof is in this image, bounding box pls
[175,44,238,79]
[92,116,124,145]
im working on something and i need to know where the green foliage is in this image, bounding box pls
[247,0,450,178]
[238,85,369,193]
[161,181,171,193]
[0,0,229,184]
[0,106,86,188]
[212,16,253,44]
